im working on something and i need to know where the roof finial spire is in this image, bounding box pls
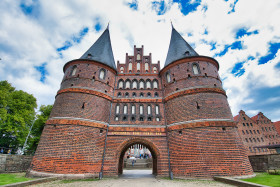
[107,22,110,30]
[170,20,174,28]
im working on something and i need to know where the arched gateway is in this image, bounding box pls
[28,26,253,179]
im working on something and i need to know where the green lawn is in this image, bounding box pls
[242,173,280,187]
[0,173,33,185]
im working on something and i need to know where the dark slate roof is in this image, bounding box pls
[80,27,116,70]
[164,27,199,67]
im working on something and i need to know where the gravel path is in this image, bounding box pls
[30,170,234,187]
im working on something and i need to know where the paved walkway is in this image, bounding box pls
[31,170,234,187]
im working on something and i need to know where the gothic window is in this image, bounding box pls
[155,105,159,115]
[131,105,136,115]
[146,80,151,89]
[140,92,144,97]
[145,63,149,71]
[124,105,128,114]
[71,65,77,76]
[147,92,151,97]
[118,80,124,89]
[117,92,122,97]
[139,105,144,115]
[125,92,129,97]
[125,80,131,89]
[154,92,158,97]
[147,105,151,115]
[120,67,124,73]
[156,117,160,121]
[153,67,157,73]
[153,80,158,89]
[99,69,106,80]
[192,63,200,75]
[132,92,136,97]
[139,80,145,89]
[137,54,141,60]
[137,63,140,71]
[132,80,138,89]
[128,63,132,72]
[166,72,171,83]
[115,105,120,114]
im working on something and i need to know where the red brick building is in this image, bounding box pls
[28,26,253,179]
[274,121,280,137]
[234,110,280,155]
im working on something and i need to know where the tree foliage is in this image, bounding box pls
[0,81,37,151]
[27,105,53,153]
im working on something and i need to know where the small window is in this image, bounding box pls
[124,105,128,114]
[71,65,77,76]
[132,92,136,97]
[118,80,124,89]
[147,105,151,115]
[147,117,152,121]
[137,63,140,71]
[145,63,149,71]
[166,72,171,83]
[139,117,144,121]
[155,105,159,115]
[120,67,124,73]
[140,93,144,97]
[125,92,129,98]
[131,105,136,115]
[146,81,151,89]
[92,76,95,83]
[139,81,144,89]
[128,63,132,71]
[115,116,119,121]
[125,81,131,89]
[117,92,122,97]
[156,117,160,121]
[154,92,158,97]
[132,80,137,89]
[193,64,199,75]
[137,54,141,60]
[140,105,144,115]
[116,105,120,114]
[99,69,105,79]
[147,92,151,97]
[153,80,158,89]
[153,67,157,73]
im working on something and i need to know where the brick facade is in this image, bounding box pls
[29,42,253,178]
[234,110,280,156]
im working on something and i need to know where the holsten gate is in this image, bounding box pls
[28,26,254,179]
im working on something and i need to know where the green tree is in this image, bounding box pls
[27,105,53,153]
[0,81,37,152]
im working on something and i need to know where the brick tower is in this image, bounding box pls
[28,26,253,179]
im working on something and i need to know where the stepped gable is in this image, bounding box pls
[164,26,198,67]
[80,27,116,70]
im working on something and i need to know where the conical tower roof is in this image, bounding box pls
[80,27,116,70]
[164,27,198,67]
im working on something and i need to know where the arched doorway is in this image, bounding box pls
[117,138,159,176]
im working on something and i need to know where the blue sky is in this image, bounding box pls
[0,0,280,121]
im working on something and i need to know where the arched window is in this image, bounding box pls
[132,80,137,89]
[131,105,136,114]
[118,80,124,89]
[147,92,151,97]
[124,105,128,114]
[132,92,136,97]
[128,63,132,71]
[139,80,144,89]
[116,105,120,114]
[120,67,124,73]
[155,105,159,115]
[193,64,199,75]
[117,92,122,97]
[71,65,77,76]
[145,63,149,71]
[146,80,151,89]
[137,54,141,60]
[153,67,157,73]
[166,72,171,83]
[125,92,129,98]
[154,92,158,97]
[139,105,144,115]
[99,69,105,79]
[137,63,140,71]
[153,80,158,89]
[125,80,131,89]
[147,105,151,115]
[140,92,144,97]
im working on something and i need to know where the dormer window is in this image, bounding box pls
[185,51,190,56]
[87,54,92,59]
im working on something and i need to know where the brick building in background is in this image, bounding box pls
[28,26,254,179]
[234,110,280,155]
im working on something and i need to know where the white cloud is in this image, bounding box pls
[0,0,280,121]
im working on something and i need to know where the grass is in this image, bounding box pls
[242,172,280,187]
[0,173,33,185]
[60,178,99,183]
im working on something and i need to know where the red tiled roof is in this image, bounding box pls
[251,114,259,122]
[233,115,239,121]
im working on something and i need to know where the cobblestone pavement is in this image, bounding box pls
[30,170,234,187]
